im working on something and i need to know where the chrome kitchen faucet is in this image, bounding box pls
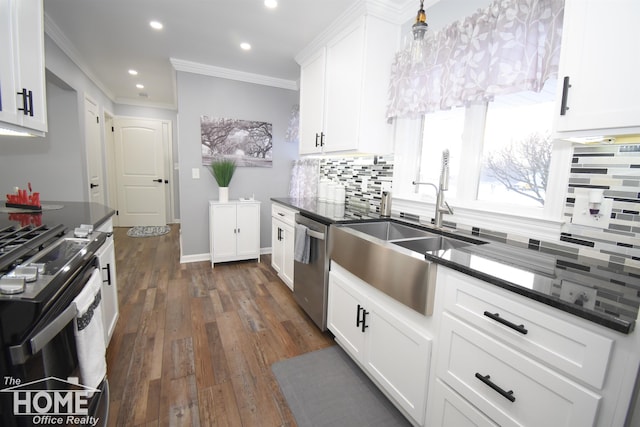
[413,149,454,228]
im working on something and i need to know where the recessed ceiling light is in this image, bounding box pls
[264,0,278,8]
[128,69,138,76]
[136,84,145,89]
[149,20,163,30]
[240,42,251,51]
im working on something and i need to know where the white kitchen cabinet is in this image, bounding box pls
[209,200,260,267]
[271,203,297,290]
[95,218,119,346]
[328,263,431,425]
[553,0,640,136]
[427,266,640,427]
[0,0,47,135]
[298,15,398,155]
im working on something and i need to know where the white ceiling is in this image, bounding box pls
[43,0,416,109]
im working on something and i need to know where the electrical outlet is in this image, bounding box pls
[192,168,200,179]
[571,193,612,229]
[361,177,369,192]
[559,280,597,310]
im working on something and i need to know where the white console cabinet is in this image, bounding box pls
[95,217,119,346]
[328,263,432,425]
[209,200,260,267]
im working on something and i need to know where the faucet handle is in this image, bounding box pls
[444,200,454,215]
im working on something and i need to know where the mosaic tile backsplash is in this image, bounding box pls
[320,155,394,214]
[563,144,640,265]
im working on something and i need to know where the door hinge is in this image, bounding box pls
[116,210,119,216]
[96,116,99,124]
[111,126,114,132]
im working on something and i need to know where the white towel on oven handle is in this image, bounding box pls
[72,268,106,390]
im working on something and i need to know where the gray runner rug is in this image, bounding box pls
[126,225,171,238]
[272,345,411,427]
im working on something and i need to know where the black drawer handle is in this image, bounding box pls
[484,311,528,335]
[356,304,369,333]
[475,373,516,402]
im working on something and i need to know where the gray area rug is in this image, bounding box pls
[126,225,171,238]
[272,345,411,427]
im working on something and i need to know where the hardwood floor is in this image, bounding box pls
[106,224,334,426]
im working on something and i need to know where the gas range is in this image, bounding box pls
[0,224,106,300]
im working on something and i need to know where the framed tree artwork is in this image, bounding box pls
[201,116,273,167]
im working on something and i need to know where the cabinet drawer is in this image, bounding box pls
[271,204,297,226]
[437,313,601,427]
[441,268,612,389]
[429,379,498,427]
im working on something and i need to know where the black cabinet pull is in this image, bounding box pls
[560,76,571,116]
[315,133,320,147]
[483,311,528,334]
[356,304,369,333]
[102,264,112,285]
[277,227,282,241]
[475,373,515,402]
[17,88,34,116]
[320,132,325,147]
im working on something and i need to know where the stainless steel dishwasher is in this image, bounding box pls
[293,213,330,331]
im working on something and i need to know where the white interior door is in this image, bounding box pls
[113,117,167,226]
[85,97,104,204]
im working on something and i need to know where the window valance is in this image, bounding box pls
[386,0,564,119]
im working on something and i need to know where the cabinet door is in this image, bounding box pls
[323,21,364,153]
[366,298,431,425]
[13,0,46,132]
[281,223,295,290]
[299,48,327,155]
[235,203,260,257]
[96,237,119,346]
[327,270,367,363]
[210,204,237,261]
[271,218,284,274]
[554,0,640,133]
[0,0,18,126]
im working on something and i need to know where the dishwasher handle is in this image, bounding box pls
[307,229,325,240]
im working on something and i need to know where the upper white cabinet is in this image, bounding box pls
[0,0,47,135]
[209,200,261,267]
[298,14,399,155]
[553,0,640,136]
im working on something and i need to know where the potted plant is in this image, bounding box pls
[210,159,236,202]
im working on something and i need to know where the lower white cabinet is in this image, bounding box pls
[427,266,640,427]
[328,263,431,425]
[209,200,260,267]
[271,203,297,290]
[95,218,119,346]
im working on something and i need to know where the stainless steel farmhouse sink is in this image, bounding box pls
[342,221,433,241]
[329,221,485,316]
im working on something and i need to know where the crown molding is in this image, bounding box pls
[44,13,116,102]
[170,58,298,91]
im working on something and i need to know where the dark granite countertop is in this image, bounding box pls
[271,197,385,224]
[1,201,115,231]
[272,197,640,334]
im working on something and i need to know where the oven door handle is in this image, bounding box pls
[9,302,78,365]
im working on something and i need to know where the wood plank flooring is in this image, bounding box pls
[106,225,334,426]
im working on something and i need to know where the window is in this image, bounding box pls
[417,79,556,210]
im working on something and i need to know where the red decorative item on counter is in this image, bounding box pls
[5,183,42,210]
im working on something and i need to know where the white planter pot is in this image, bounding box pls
[219,187,229,203]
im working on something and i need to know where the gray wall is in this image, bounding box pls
[0,77,86,201]
[175,71,299,257]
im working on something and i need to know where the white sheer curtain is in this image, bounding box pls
[386,0,564,119]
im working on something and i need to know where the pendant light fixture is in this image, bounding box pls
[408,0,430,64]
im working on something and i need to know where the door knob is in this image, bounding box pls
[153,179,163,183]
[90,183,99,188]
